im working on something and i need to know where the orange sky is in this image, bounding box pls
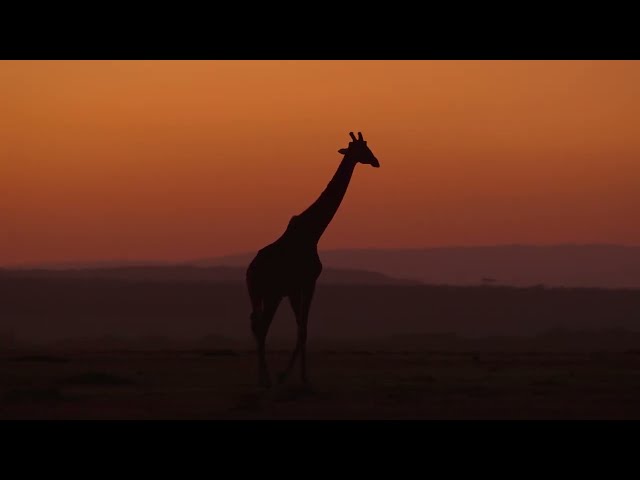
[2,60,640,265]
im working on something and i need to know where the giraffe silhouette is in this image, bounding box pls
[246,132,380,387]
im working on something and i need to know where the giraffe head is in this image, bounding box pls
[338,132,380,168]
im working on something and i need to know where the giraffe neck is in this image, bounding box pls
[293,155,358,244]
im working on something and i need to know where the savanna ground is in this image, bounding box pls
[3,347,640,419]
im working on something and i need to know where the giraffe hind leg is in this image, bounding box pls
[278,290,303,384]
[250,309,262,337]
[248,296,270,388]
[247,268,264,338]
[252,294,282,388]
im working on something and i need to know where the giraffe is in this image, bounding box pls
[246,132,380,388]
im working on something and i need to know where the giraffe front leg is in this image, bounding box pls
[257,342,271,388]
[299,322,309,385]
[297,282,316,386]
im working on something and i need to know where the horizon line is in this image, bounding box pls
[3,242,640,269]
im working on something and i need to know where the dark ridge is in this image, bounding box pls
[0,265,419,286]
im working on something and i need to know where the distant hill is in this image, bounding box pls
[198,245,640,289]
[6,245,640,289]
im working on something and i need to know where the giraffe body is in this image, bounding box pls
[246,132,379,387]
[247,225,323,299]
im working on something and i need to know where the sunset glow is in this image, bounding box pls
[2,60,640,265]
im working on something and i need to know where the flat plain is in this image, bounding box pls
[3,347,640,420]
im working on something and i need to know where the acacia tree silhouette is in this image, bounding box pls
[246,132,381,387]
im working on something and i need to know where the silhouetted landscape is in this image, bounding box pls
[3,256,640,344]
[3,249,640,419]
[5,60,640,421]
